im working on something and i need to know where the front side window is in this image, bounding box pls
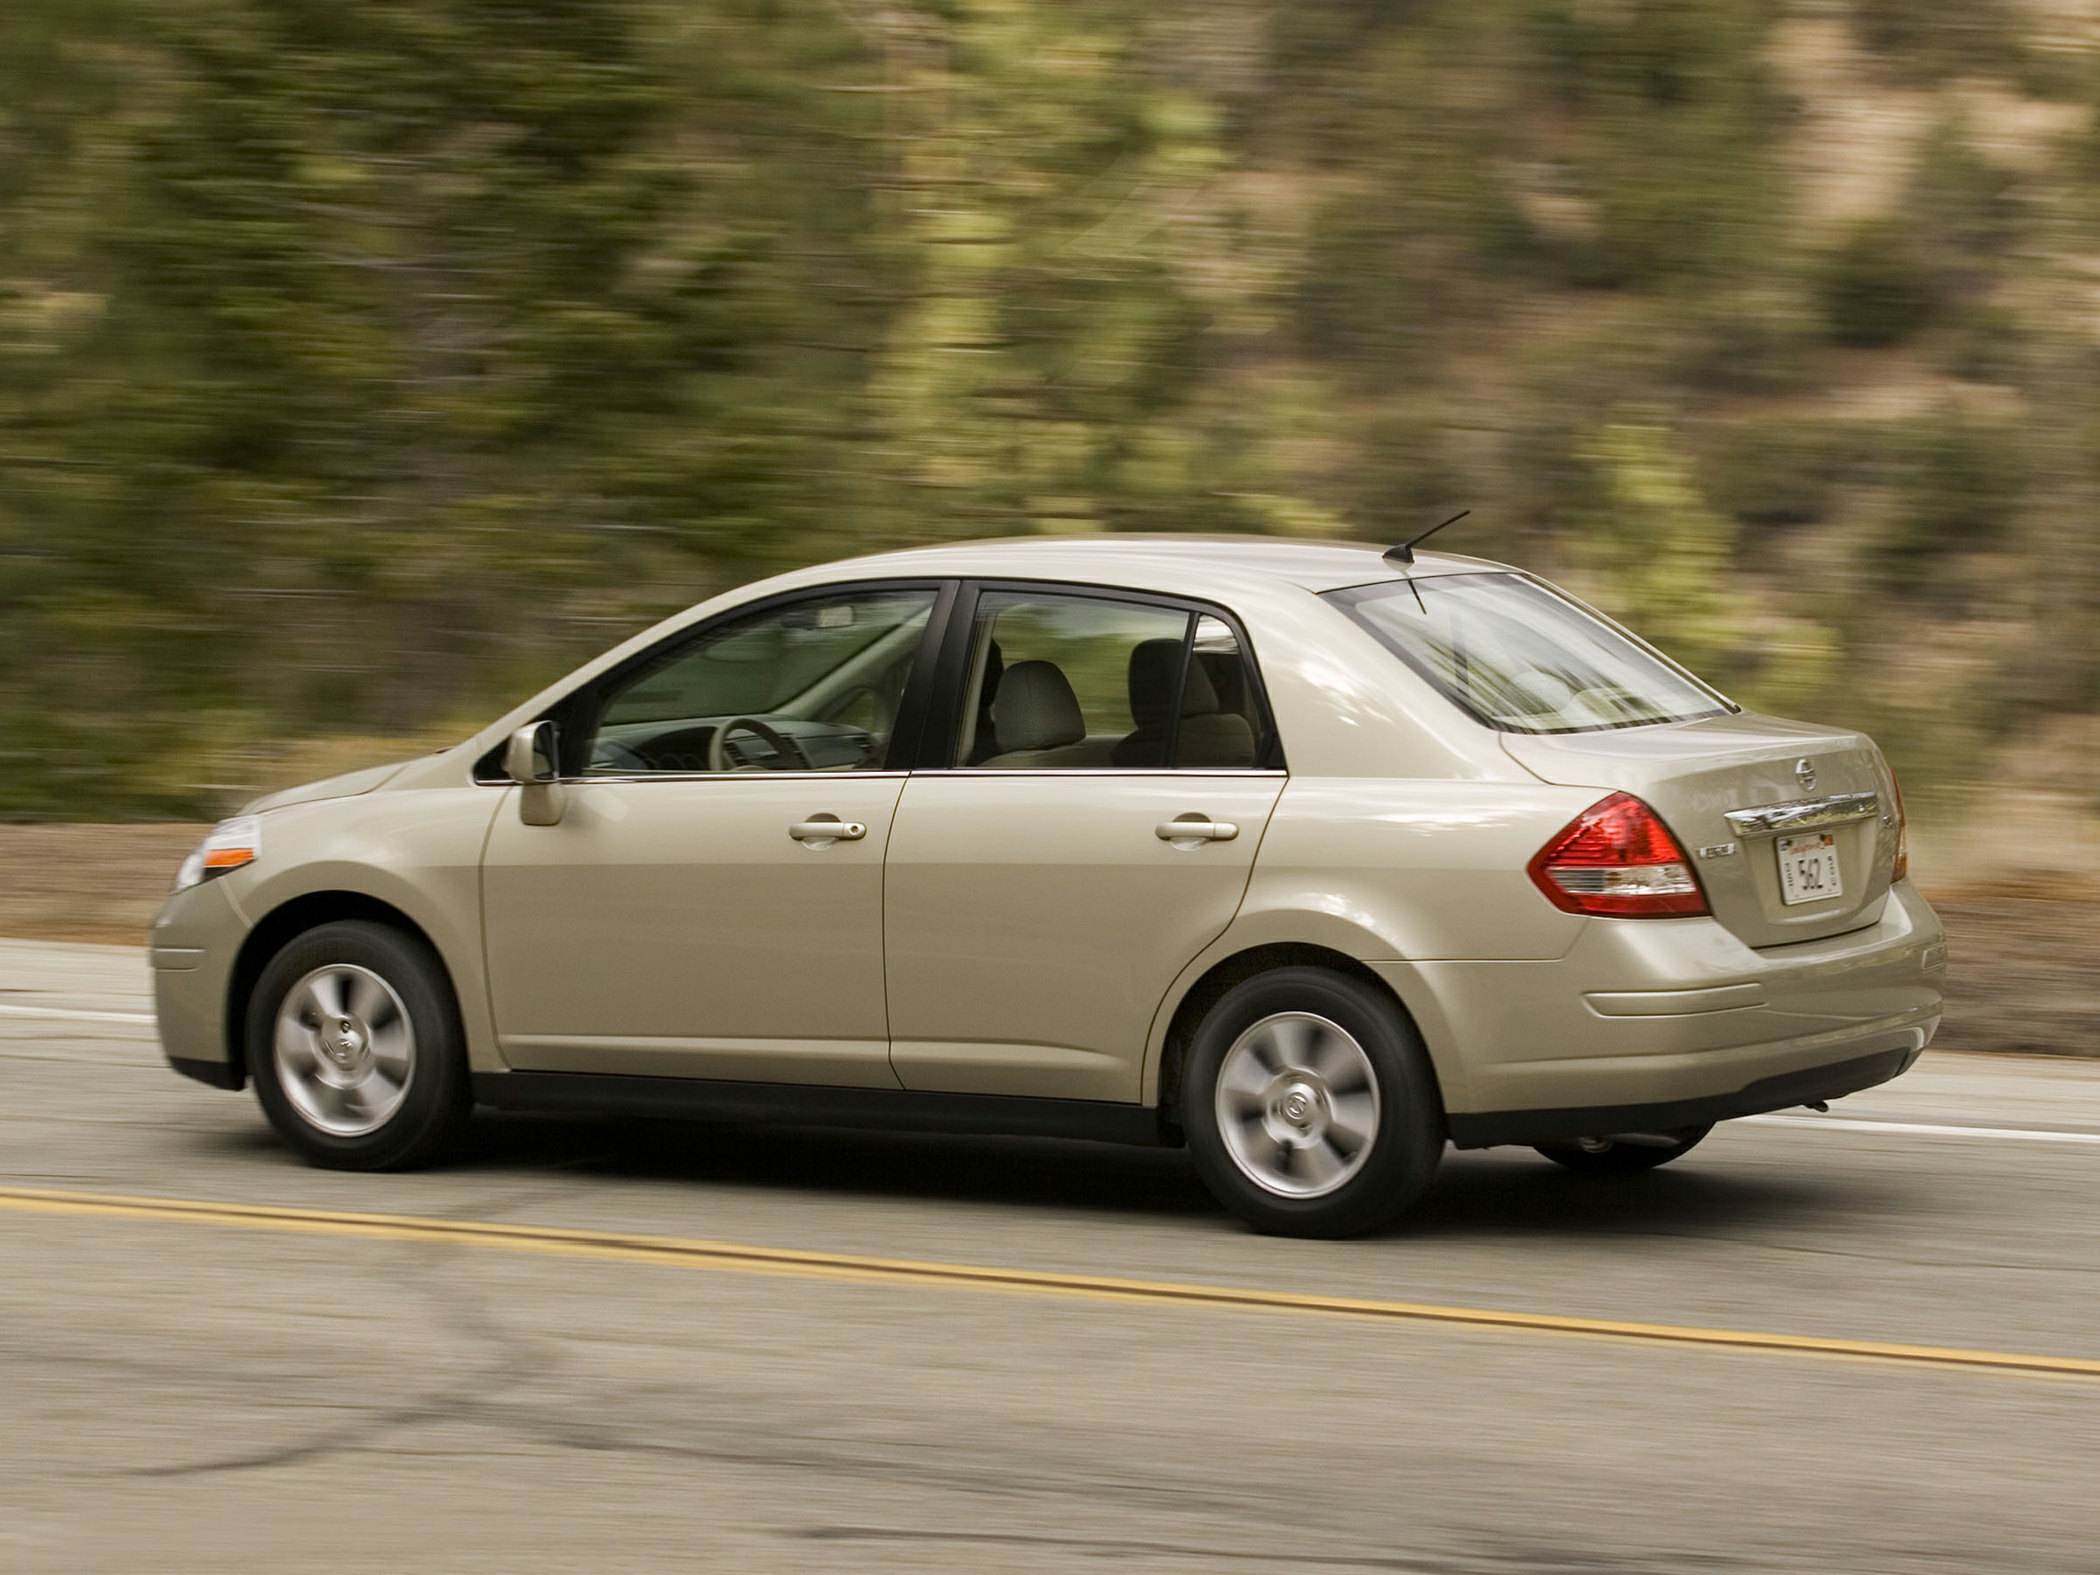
[954,591,1264,769]
[587,587,937,773]
[1326,573,1734,735]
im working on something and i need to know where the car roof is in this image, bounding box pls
[775,534,1510,598]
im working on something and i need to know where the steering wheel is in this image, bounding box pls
[707,716,814,773]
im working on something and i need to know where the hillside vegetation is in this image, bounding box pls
[3,0,2098,819]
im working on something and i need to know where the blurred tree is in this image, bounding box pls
[1851,0,2026,86]
[1574,418,1740,674]
[1524,0,1788,289]
[0,0,2088,815]
[1876,406,2028,594]
[1,0,874,811]
[1815,216,1937,348]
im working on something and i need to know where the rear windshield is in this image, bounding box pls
[1325,572,1735,734]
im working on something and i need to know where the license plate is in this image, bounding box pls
[1776,831,1843,905]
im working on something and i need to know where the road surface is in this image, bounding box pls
[3,938,2096,1574]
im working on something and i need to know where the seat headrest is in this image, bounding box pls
[990,661,1087,752]
[1128,638,1218,725]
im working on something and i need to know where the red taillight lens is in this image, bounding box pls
[1528,792,1709,917]
[1889,767,1909,883]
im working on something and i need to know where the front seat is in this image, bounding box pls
[982,661,1115,768]
[1112,639,1256,768]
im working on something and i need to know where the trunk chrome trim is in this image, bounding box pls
[1724,791,1880,837]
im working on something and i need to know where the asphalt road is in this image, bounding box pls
[3,938,2097,1575]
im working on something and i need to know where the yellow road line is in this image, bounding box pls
[3,1182,2094,1380]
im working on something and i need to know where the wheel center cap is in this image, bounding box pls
[1275,1082,1322,1133]
[327,1018,366,1066]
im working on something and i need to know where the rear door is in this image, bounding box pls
[1504,716,1899,947]
[883,587,1285,1102]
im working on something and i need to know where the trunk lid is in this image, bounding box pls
[1503,713,1899,949]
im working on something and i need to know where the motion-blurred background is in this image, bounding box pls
[5,4,2099,916]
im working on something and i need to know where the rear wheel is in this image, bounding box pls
[1183,967,1444,1239]
[1534,1124,1712,1175]
[247,920,470,1171]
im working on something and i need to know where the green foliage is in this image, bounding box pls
[1814,217,1938,347]
[1700,418,1848,529]
[1850,0,2025,86]
[1666,288,1817,396]
[0,0,2092,814]
[1941,302,2028,384]
[1572,417,1761,678]
[1875,407,2028,591]
[0,0,852,814]
[1521,0,1788,289]
[1899,114,2025,302]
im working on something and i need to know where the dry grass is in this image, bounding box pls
[1926,875,2100,1059]
[1,824,208,947]
[4,825,2091,1057]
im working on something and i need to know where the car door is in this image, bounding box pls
[481,582,947,1086]
[884,586,1286,1102]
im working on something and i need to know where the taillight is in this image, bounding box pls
[1889,768,1909,883]
[1528,792,1709,917]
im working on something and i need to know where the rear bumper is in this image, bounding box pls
[1374,880,1945,1139]
[1444,1044,1919,1148]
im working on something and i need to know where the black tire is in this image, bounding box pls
[1533,1124,1713,1176]
[246,920,471,1171]
[1182,967,1444,1239]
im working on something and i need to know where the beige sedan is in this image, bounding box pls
[153,537,1944,1236]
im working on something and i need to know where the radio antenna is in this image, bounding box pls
[1384,509,1470,566]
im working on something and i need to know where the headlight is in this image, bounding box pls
[172,815,263,894]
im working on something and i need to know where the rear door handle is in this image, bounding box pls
[789,817,867,843]
[1156,818,1238,843]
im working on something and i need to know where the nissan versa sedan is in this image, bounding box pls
[152,537,1945,1237]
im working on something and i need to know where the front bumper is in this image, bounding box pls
[150,877,249,1087]
[1375,881,1945,1143]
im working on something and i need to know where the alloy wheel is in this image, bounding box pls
[1213,1011,1382,1198]
[273,964,416,1137]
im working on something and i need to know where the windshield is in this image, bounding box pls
[1325,572,1735,734]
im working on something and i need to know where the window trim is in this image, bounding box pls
[478,578,959,782]
[912,577,1285,773]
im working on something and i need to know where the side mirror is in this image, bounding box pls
[504,721,565,826]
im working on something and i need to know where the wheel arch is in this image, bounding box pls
[223,892,453,1086]
[1148,941,1443,1136]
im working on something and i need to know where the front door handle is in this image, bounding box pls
[1156,817,1238,843]
[789,817,867,843]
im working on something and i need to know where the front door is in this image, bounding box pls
[884,591,1285,1102]
[482,583,942,1085]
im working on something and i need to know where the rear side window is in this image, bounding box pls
[1326,573,1735,734]
[952,591,1268,769]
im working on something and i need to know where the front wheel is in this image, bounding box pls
[1182,967,1445,1239]
[247,920,471,1171]
[1534,1124,1712,1175]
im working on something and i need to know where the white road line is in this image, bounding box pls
[0,1003,155,1026]
[1745,1113,2100,1146]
